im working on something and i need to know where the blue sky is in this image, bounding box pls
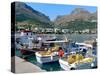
[26,3,97,21]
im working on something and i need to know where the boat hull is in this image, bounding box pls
[35,52,59,64]
[59,57,96,70]
[20,49,33,55]
[59,59,72,70]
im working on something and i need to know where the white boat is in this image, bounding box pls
[35,52,59,64]
[59,56,96,70]
[59,41,97,70]
[59,58,73,70]
[35,39,68,64]
[43,40,68,43]
[75,42,93,48]
[59,45,96,70]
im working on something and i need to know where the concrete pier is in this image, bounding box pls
[14,56,46,73]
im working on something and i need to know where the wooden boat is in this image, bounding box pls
[35,37,69,64]
[35,51,59,64]
[35,44,60,64]
[59,54,96,70]
[59,43,96,70]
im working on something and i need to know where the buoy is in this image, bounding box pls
[91,63,94,67]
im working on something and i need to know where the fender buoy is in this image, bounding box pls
[58,50,64,57]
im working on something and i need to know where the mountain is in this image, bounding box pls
[54,8,97,26]
[13,2,97,31]
[14,2,52,28]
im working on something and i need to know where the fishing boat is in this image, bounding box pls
[59,43,96,70]
[35,44,60,64]
[17,30,33,37]
[35,51,59,64]
[84,39,97,47]
[59,54,96,70]
[17,35,58,56]
[35,40,68,64]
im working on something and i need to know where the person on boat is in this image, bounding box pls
[58,47,64,58]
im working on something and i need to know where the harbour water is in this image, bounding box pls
[15,33,97,71]
[15,32,97,42]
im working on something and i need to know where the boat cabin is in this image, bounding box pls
[20,30,33,36]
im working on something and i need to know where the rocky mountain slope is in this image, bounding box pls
[15,2,52,28]
[13,2,97,30]
[54,8,97,26]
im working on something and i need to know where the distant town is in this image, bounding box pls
[16,24,97,34]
